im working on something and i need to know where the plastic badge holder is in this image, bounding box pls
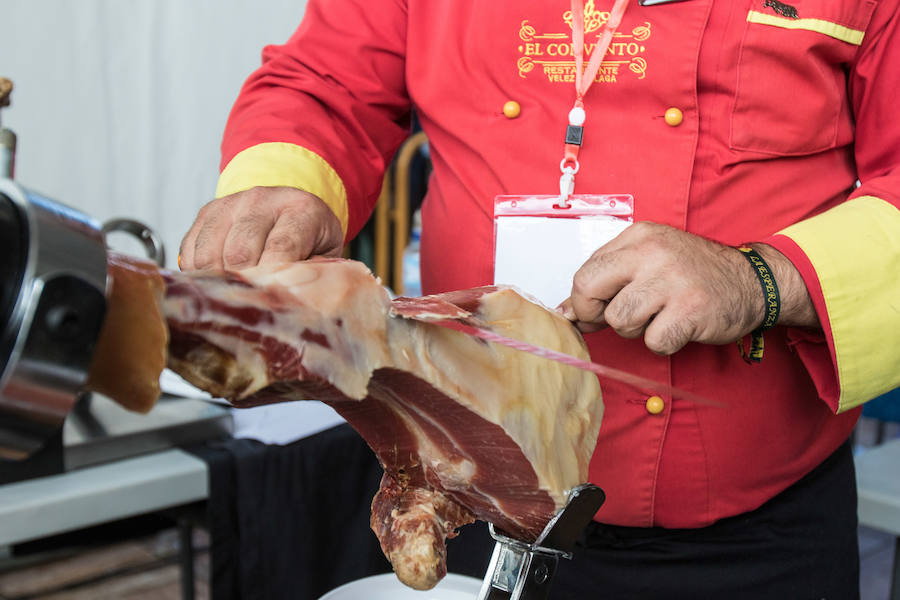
[493,194,634,308]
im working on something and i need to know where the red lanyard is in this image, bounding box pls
[559,0,629,206]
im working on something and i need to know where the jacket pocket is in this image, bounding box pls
[730,0,876,155]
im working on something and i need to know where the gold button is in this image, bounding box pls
[646,395,665,415]
[664,107,683,127]
[503,100,521,119]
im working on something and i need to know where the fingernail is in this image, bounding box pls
[557,306,576,321]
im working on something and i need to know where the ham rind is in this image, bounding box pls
[161,258,603,590]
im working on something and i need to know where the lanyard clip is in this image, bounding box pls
[558,158,579,208]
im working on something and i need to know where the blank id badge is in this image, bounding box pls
[493,194,634,308]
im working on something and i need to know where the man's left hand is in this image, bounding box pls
[559,222,817,355]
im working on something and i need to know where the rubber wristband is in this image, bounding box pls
[736,246,781,363]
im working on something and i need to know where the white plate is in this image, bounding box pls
[319,573,482,600]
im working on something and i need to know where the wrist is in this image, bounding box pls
[749,243,819,329]
[736,245,779,331]
[734,245,782,363]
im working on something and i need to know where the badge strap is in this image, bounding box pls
[559,0,630,207]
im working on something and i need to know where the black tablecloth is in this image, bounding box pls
[188,423,495,600]
[188,424,389,600]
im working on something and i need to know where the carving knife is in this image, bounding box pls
[391,296,723,408]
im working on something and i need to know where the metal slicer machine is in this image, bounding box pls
[0,78,231,483]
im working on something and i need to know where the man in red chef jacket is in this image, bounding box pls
[179,1,900,597]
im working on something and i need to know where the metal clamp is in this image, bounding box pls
[557,158,580,209]
[102,218,166,266]
[477,483,605,600]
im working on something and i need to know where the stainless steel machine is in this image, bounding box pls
[0,79,231,483]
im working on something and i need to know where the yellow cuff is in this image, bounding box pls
[216,142,349,237]
[778,196,900,412]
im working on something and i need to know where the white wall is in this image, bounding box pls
[1,0,308,267]
[1,1,354,443]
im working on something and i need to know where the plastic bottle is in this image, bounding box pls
[401,209,422,297]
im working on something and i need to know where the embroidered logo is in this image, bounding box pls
[562,0,608,33]
[763,0,799,19]
[516,0,651,84]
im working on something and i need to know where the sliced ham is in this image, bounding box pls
[97,256,603,590]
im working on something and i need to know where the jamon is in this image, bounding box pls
[103,256,604,590]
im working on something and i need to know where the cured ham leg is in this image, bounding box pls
[109,256,603,590]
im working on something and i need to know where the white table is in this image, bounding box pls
[0,448,207,546]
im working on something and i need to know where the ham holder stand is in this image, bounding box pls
[477,483,606,600]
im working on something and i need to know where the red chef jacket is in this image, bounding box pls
[214,0,900,528]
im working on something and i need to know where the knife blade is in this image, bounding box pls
[391,298,722,408]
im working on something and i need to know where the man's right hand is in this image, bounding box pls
[178,186,344,271]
